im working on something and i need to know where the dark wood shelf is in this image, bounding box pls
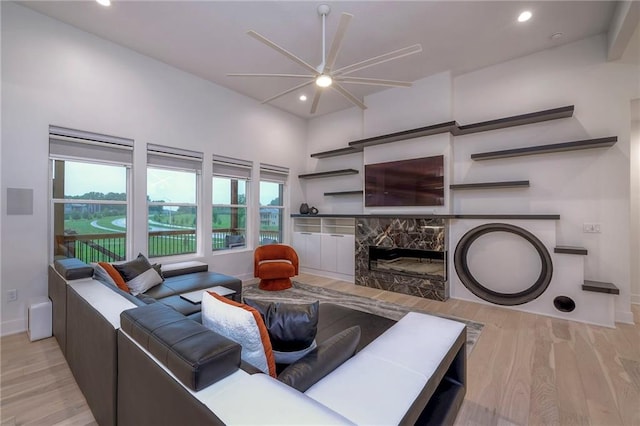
[582,280,619,295]
[310,146,363,159]
[324,190,364,196]
[471,136,617,161]
[292,213,561,220]
[298,169,359,179]
[449,180,529,190]
[309,105,575,158]
[554,246,588,255]
[348,121,458,149]
[454,105,575,135]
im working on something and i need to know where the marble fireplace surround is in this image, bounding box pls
[356,216,448,301]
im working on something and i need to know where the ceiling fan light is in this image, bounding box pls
[316,74,333,88]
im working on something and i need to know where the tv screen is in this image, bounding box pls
[365,155,444,207]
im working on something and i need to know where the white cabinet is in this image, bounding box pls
[292,216,355,280]
[292,232,321,270]
[321,233,355,275]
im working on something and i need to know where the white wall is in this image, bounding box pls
[630,103,640,304]
[0,3,307,335]
[306,35,639,324]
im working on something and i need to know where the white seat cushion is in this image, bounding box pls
[67,279,137,328]
[305,312,465,425]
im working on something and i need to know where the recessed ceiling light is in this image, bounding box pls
[518,11,532,22]
[96,0,111,6]
[299,94,308,101]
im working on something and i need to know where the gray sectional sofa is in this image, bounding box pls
[48,257,467,425]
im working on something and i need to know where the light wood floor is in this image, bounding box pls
[2,273,639,425]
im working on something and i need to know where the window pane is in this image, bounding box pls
[148,206,196,257]
[148,168,196,204]
[147,167,197,258]
[53,202,126,262]
[53,160,126,200]
[213,177,246,205]
[259,181,283,207]
[213,177,248,251]
[212,207,247,250]
[52,159,128,262]
[259,207,282,245]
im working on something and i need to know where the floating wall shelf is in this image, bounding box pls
[554,246,588,255]
[309,105,575,158]
[582,280,619,295]
[298,169,359,179]
[471,136,617,161]
[449,180,530,190]
[324,190,364,196]
[454,105,575,135]
[310,147,363,159]
[348,121,457,149]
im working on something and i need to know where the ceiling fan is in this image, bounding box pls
[228,4,422,114]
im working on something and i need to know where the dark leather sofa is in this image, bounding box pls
[49,257,467,425]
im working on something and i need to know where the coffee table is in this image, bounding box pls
[180,286,237,304]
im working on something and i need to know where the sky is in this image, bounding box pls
[62,161,280,205]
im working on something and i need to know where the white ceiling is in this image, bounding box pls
[18,1,630,119]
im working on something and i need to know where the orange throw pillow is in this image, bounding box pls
[98,262,130,293]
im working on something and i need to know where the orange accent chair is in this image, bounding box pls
[254,244,299,291]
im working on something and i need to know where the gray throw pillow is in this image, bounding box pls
[113,253,152,282]
[243,298,319,352]
[277,326,361,392]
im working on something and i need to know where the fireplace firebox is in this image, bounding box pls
[369,246,446,280]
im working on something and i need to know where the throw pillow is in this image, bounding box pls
[243,298,319,353]
[93,262,117,287]
[277,325,361,392]
[201,292,276,377]
[126,267,164,296]
[97,262,130,293]
[113,253,152,282]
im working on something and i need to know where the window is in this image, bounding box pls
[259,163,289,245]
[49,126,133,263]
[212,156,252,251]
[147,144,202,258]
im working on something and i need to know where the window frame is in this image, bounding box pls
[48,126,133,263]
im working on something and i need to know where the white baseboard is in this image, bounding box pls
[631,293,640,305]
[615,309,635,325]
[1,317,27,337]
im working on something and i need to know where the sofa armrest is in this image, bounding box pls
[53,257,94,280]
[277,326,360,392]
[120,303,241,391]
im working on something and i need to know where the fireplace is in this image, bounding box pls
[355,217,449,301]
[369,246,446,280]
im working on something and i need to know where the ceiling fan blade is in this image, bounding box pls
[261,79,315,104]
[333,44,422,77]
[228,73,315,78]
[336,76,413,87]
[332,82,367,110]
[310,89,322,114]
[324,13,352,73]
[247,30,318,75]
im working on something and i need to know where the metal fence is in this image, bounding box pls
[56,229,282,263]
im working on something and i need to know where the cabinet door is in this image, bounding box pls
[292,232,321,270]
[321,234,338,272]
[336,234,355,275]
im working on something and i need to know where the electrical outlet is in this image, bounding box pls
[7,289,17,302]
[583,223,602,233]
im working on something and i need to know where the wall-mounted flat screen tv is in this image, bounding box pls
[365,155,444,207]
